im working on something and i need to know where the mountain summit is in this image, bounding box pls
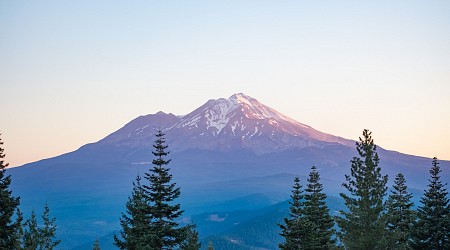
[10,93,447,249]
[97,93,352,154]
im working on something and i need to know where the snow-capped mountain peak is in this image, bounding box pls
[163,93,353,153]
[173,93,306,133]
[97,93,353,154]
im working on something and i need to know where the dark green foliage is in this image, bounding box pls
[302,166,336,249]
[12,208,24,250]
[412,157,450,249]
[0,134,21,248]
[385,173,415,249]
[180,224,201,250]
[207,240,214,250]
[40,203,60,249]
[23,210,39,249]
[279,167,338,250]
[93,238,101,250]
[336,129,389,249]
[143,129,184,248]
[279,176,303,250]
[23,205,60,250]
[115,130,185,249]
[114,175,150,249]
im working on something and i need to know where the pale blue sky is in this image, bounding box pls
[1,1,449,166]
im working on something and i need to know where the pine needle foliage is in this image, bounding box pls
[385,173,415,249]
[336,129,388,250]
[115,129,185,249]
[93,238,101,250]
[22,204,60,250]
[114,175,150,249]
[302,166,336,249]
[23,210,39,249]
[180,224,201,250]
[0,134,21,248]
[279,176,304,250]
[143,129,184,249]
[40,203,61,249]
[412,157,450,249]
[207,240,214,250]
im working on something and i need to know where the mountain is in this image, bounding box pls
[9,93,450,249]
[92,93,352,154]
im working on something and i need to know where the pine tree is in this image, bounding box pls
[23,205,60,250]
[40,203,60,249]
[279,176,304,250]
[0,134,21,248]
[12,208,24,250]
[115,130,185,249]
[93,238,101,250]
[207,240,214,250]
[142,129,184,249]
[302,166,336,249]
[412,157,450,249]
[114,175,151,249]
[385,173,415,249]
[180,224,201,250]
[336,129,389,249]
[23,210,39,249]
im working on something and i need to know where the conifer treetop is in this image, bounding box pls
[0,134,21,248]
[337,129,389,249]
[413,157,450,249]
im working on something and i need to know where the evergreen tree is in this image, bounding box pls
[23,205,60,250]
[385,173,415,249]
[412,157,450,249]
[336,129,388,249]
[207,240,214,250]
[115,130,185,249]
[180,224,201,250]
[142,129,184,249]
[114,175,151,249]
[279,176,304,250]
[23,210,39,250]
[0,134,21,248]
[40,203,60,249]
[12,208,24,250]
[93,238,101,250]
[302,166,336,249]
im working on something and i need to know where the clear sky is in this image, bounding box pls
[1,1,449,167]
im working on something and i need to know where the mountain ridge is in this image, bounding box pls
[86,93,353,156]
[8,93,449,249]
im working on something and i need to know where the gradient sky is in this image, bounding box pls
[1,1,449,167]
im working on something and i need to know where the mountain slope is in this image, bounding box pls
[80,93,353,157]
[8,93,449,249]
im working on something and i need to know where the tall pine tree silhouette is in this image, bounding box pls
[23,209,39,249]
[0,134,21,248]
[336,129,388,249]
[116,129,185,249]
[40,203,60,249]
[22,204,60,250]
[412,157,450,249]
[114,175,150,249]
[279,176,304,250]
[302,166,336,249]
[385,173,415,249]
[143,129,184,248]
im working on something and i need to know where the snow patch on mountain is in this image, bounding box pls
[97,93,354,153]
[204,98,238,135]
